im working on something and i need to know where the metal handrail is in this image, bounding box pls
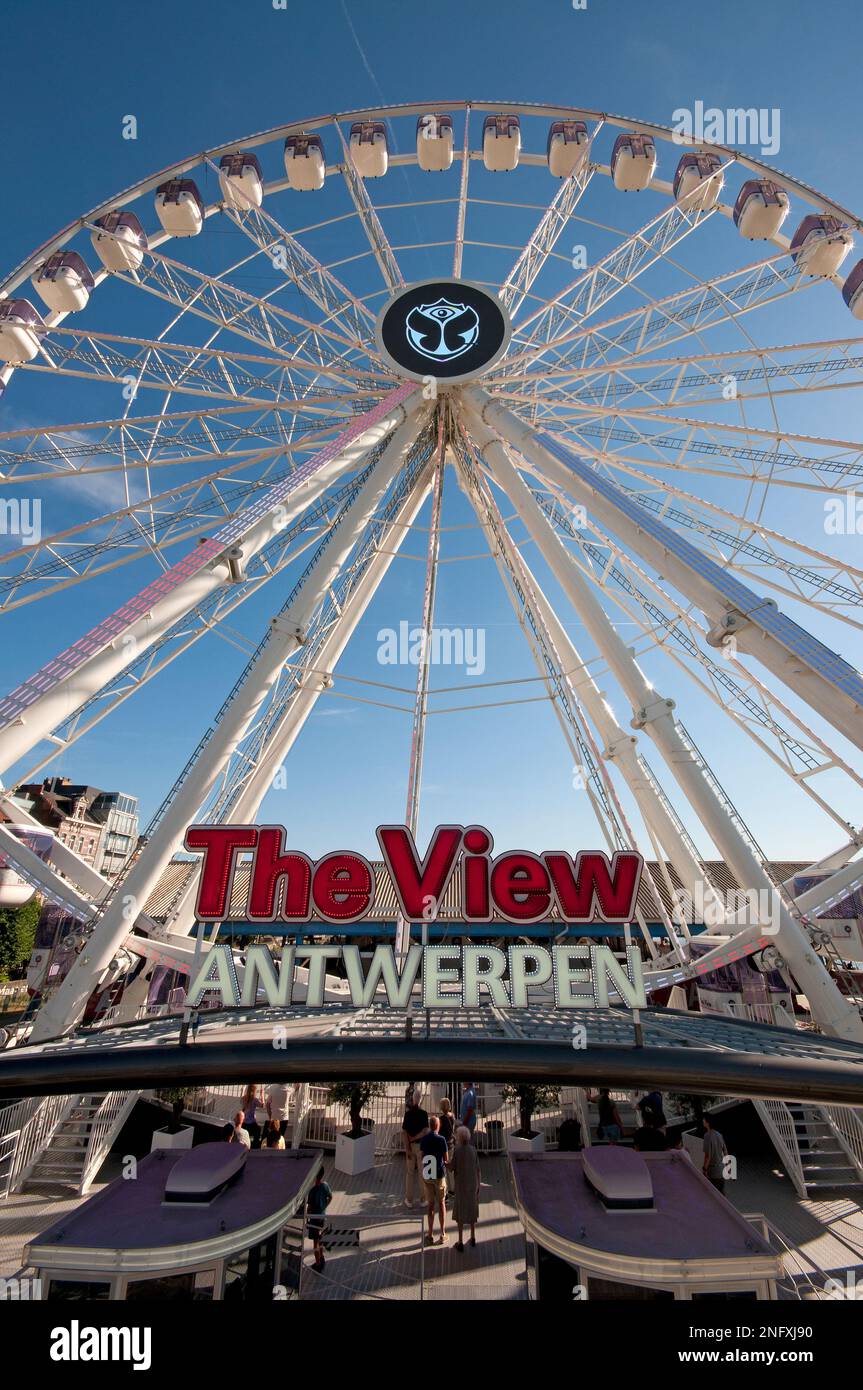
[754,1099,807,1197]
[79,1091,138,1195]
[822,1104,863,1182]
[744,1211,840,1301]
[7,1092,75,1193]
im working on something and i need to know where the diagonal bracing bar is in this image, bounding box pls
[28,398,427,1042]
[474,392,863,755]
[0,385,416,778]
[460,391,863,1043]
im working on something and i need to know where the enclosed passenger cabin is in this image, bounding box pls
[90,210,148,272]
[154,178,205,237]
[790,214,853,278]
[349,121,388,178]
[610,132,657,191]
[733,180,790,240]
[842,259,863,319]
[31,252,95,314]
[416,113,454,171]
[0,298,44,363]
[673,152,724,211]
[284,133,326,191]
[218,153,264,211]
[483,113,521,172]
[0,826,54,908]
[547,120,589,179]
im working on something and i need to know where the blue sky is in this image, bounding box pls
[1,0,862,864]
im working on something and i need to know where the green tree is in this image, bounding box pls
[0,898,40,980]
[155,1088,193,1134]
[328,1081,387,1138]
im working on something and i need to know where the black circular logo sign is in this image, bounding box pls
[376,279,511,384]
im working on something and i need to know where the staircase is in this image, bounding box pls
[22,1095,108,1196]
[17,1090,138,1198]
[789,1104,861,1192]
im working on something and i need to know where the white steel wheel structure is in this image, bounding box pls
[0,101,862,1048]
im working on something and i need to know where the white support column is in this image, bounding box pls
[29,402,426,1042]
[513,548,725,928]
[461,393,863,1043]
[0,387,415,777]
[470,393,863,755]
[164,464,436,937]
[456,449,688,959]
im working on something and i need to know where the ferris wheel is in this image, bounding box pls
[0,100,862,1046]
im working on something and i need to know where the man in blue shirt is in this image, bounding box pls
[459,1082,477,1140]
[420,1116,449,1246]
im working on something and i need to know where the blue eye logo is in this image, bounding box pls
[405,297,480,362]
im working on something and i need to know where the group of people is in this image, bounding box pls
[218,1082,297,1151]
[402,1084,481,1252]
[590,1087,731,1193]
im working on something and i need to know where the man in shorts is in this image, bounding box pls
[420,1115,449,1246]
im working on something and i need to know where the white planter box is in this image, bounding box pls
[507,1129,545,1155]
[335,1127,375,1175]
[151,1124,194,1152]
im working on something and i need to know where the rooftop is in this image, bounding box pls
[26,1145,319,1274]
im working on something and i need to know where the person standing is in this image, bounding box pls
[266,1081,291,1140]
[420,1116,449,1246]
[459,1081,477,1141]
[401,1088,430,1206]
[702,1114,729,1194]
[637,1089,667,1130]
[240,1084,263,1148]
[307,1168,333,1274]
[438,1098,456,1196]
[590,1088,624,1144]
[450,1125,480,1251]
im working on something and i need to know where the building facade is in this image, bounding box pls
[16,778,139,877]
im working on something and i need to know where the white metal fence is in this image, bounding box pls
[295,1082,590,1155]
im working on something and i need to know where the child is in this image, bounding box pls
[307,1167,333,1272]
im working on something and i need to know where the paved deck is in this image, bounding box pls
[297,1153,527,1301]
[3,1149,863,1300]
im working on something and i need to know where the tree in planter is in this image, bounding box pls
[328,1081,387,1139]
[158,1087,192,1135]
[501,1083,561,1139]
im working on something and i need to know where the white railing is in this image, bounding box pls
[754,1099,807,1197]
[79,1092,139,1195]
[823,1105,863,1184]
[744,1211,851,1300]
[7,1092,76,1194]
[290,1084,311,1149]
[295,1082,589,1155]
